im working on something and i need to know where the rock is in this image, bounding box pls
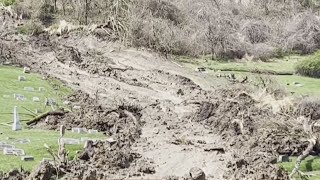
[189,167,205,180]
[277,155,290,163]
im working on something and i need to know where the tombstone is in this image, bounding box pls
[32,97,40,102]
[24,87,34,91]
[18,76,26,81]
[45,98,56,106]
[88,129,98,134]
[0,144,15,150]
[38,87,46,91]
[18,139,30,144]
[3,148,25,156]
[14,94,25,101]
[21,156,34,161]
[277,155,290,163]
[61,138,80,145]
[23,67,31,74]
[12,106,22,131]
[72,128,87,134]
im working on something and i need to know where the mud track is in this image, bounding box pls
[1,13,317,180]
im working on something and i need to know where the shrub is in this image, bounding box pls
[295,51,320,78]
[0,0,16,6]
[17,21,44,35]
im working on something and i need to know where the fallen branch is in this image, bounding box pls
[26,111,65,126]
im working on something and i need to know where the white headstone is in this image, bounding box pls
[32,97,40,102]
[23,67,30,73]
[72,128,87,134]
[88,129,98,134]
[0,144,15,150]
[12,106,22,131]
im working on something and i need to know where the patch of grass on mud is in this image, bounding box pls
[279,156,320,180]
[0,66,104,172]
[177,55,320,96]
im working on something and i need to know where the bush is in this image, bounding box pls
[295,51,320,78]
[17,21,44,35]
[0,0,16,6]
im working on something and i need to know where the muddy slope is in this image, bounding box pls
[1,11,315,180]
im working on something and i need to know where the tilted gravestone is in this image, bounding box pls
[12,106,22,131]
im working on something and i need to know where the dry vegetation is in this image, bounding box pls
[3,0,320,61]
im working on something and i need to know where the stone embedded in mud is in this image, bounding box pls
[106,137,117,145]
[189,167,206,180]
[73,105,81,110]
[18,76,26,81]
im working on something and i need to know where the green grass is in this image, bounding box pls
[177,55,320,96]
[279,156,320,180]
[0,0,15,6]
[0,66,104,172]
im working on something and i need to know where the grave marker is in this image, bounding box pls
[45,98,56,106]
[3,148,25,156]
[24,87,34,91]
[21,156,34,161]
[12,106,22,131]
[61,138,80,145]
[18,139,31,144]
[14,94,25,101]
[0,144,15,150]
[39,87,46,91]
[23,67,31,73]
[88,129,98,134]
[33,97,40,102]
[72,128,87,134]
[18,76,26,81]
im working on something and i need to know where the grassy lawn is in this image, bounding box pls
[0,66,104,172]
[279,156,320,180]
[177,55,320,96]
